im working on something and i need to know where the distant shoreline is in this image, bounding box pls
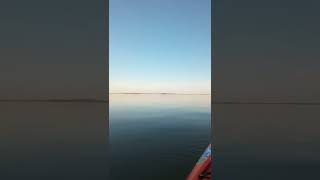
[1,98,320,105]
[109,92,211,95]
[1,93,319,105]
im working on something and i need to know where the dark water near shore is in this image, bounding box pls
[213,104,320,180]
[110,94,211,180]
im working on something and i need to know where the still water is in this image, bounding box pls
[2,98,318,179]
[110,94,211,180]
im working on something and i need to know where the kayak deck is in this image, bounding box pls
[186,144,212,180]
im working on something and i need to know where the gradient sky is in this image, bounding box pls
[109,0,211,94]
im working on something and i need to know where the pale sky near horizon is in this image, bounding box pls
[109,0,211,94]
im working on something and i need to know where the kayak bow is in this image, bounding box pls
[186,144,212,180]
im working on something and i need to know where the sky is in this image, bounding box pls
[109,0,211,94]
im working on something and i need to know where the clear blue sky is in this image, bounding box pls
[110,0,211,94]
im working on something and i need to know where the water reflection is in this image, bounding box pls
[110,94,211,180]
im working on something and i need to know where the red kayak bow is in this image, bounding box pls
[186,144,212,180]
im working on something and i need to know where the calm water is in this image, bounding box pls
[109,94,211,180]
[2,99,319,179]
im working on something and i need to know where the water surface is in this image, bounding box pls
[110,94,211,180]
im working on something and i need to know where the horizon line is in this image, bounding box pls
[1,99,320,105]
[109,92,211,95]
[0,98,320,106]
